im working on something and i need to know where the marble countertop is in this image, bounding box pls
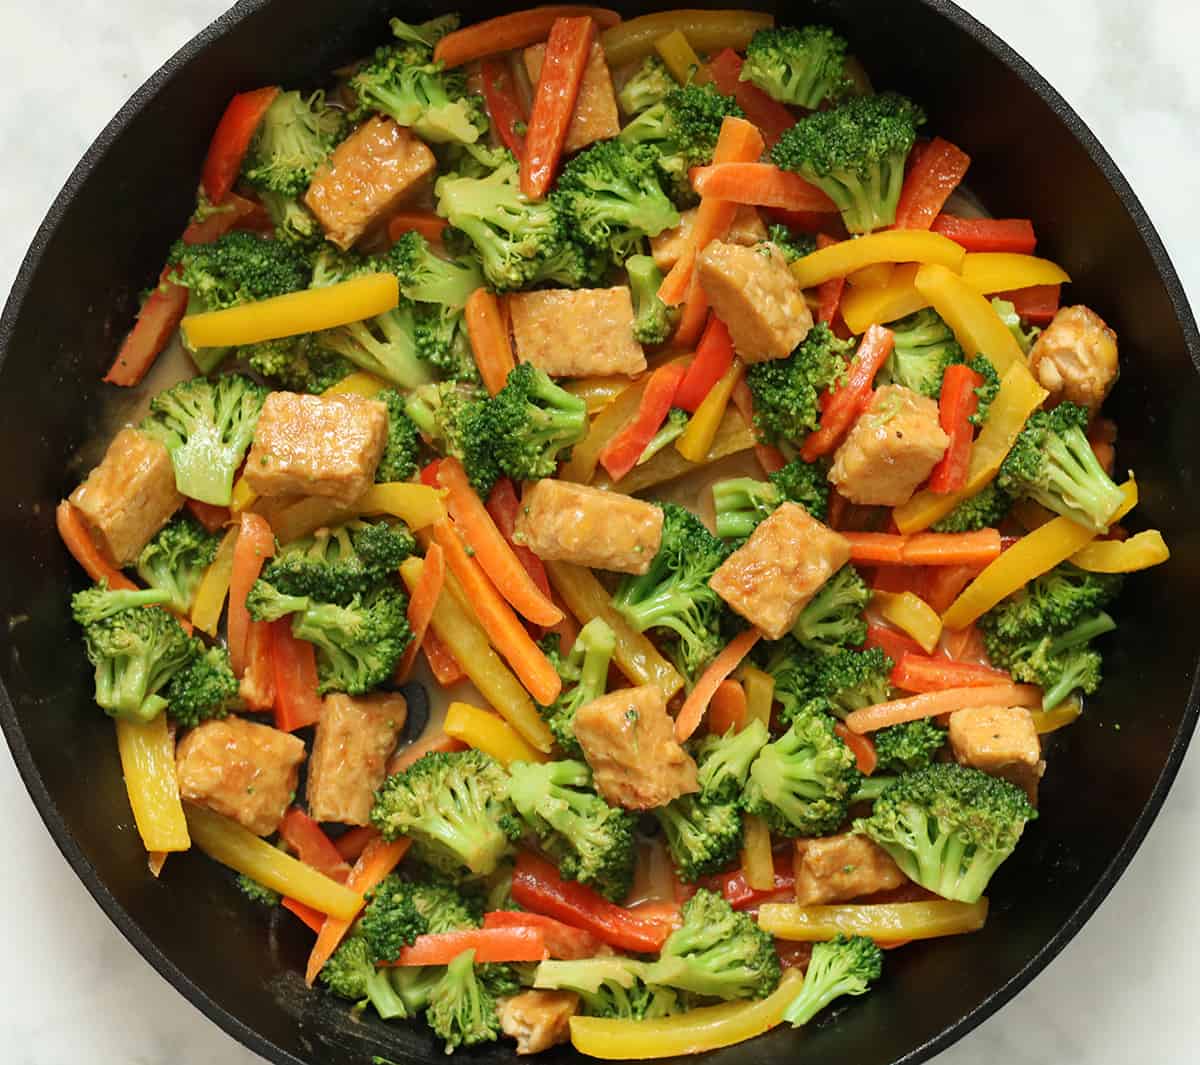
[2,1,1197,1062]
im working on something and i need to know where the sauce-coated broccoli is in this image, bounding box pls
[741,25,851,109]
[537,618,616,758]
[135,516,221,614]
[654,793,744,882]
[781,934,883,1027]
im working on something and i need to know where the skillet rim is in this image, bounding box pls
[0,1,1197,1063]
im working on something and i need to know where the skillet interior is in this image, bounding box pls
[0,2,1198,1063]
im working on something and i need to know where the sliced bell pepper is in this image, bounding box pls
[892,137,971,231]
[481,57,528,159]
[333,826,379,863]
[270,620,323,732]
[484,909,604,960]
[864,622,924,663]
[814,232,847,326]
[738,815,777,893]
[703,850,794,907]
[840,262,926,334]
[758,899,988,941]
[186,498,231,533]
[487,478,553,599]
[997,283,1061,326]
[835,722,878,775]
[190,526,238,636]
[871,590,942,654]
[846,262,894,289]
[602,11,774,68]
[890,652,1010,693]
[562,379,646,484]
[600,362,687,482]
[227,512,275,676]
[675,316,735,412]
[675,358,743,462]
[115,716,190,854]
[1030,698,1082,735]
[200,86,280,205]
[444,701,549,767]
[960,253,1070,295]
[705,46,795,149]
[655,29,703,84]
[913,262,1026,373]
[386,211,450,247]
[322,371,388,398]
[356,482,447,530]
[800,324,894,460]
[931,215,1036,255]
[739,665,775,727]
[791,230,965,289]
[103,270,190,387]
[1069,528,1168,573]
[565,375,633,413]
[927,362,982,493]
[182,191,272,245]
[279,807,350,883]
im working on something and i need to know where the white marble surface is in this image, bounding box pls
[1,1,1198,1062]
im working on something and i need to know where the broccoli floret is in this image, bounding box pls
[426,949,501,1052]
[611,503,731,682]
[508,759,637,902]
[71,585,195,723]
[743,707,860,836]
[620,84,745,205]
[873,719,947,774]
[626,253,677,345]
[968,354,1000,427]
[241,89,345,198]
[771,93,925,233]
[792,564,870,654]
[391,965,445,1015]
[781,934,883,1027]
[808,646,893,718]
[645,888,781,1000]
[756,638,824,724]
[637,408,690,465]
[358,876,432,963]
[979,563,1122,644]
[376,388,422,483]
[745,322,854,445]
[694,718,770,803]
[555,140,680,263]
[537,618,616,757]
[135,516,221,614]
[321,934,409,1020]
[243,335,355,394]
[997,402,1125,531]
[534,958,680,1019]
[481,363,589,483]
[853,763,1037,903]
[406,877,485,934]
[381,230,484,311]
[372,750,521,878]
[992,297,1041,355]
[256,188,325,250]
[388,13,461,48]
[318,299,438,390]
[879,308,964,398]
[711,457,830,539]
[140,374,267,506]
[618,55,675,116]
[986,610,1116,709]
[165,643,239,727]
[930,482,1012,533]
[741,25,851,109]
[405,382,500,496]
[235,873,281,907]
[654,793,744,882]
[766,223,817,263]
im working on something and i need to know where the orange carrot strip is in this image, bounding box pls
[707,679,747,735]
[675,628,761,742]
[56,501,138,591]
[844,683,1041,734]
[304,836,411,985]
[835,723,877,775]
[689,163,838,213]
[282,897,326,934]
[389,927,547,966]
[395,542,445,682]
[845,532,906,565]
[902,530,1002,567]
[483,909,603,959]
[387,210,448,246]
[438,457,562,626]
[388,730,468,776]
[227,512,275,677]
[103,271,190,387]
[889,652,1010,693]
[434,6,620,67]
[465,288,517,396]
[424,630,467,686]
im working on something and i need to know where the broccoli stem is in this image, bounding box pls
[365,966,409,1020]
[1040,429,1126,530]
[711,478,780,539]
[1040,611,1116,709]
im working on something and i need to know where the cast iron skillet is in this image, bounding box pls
[1,1,1198,1062]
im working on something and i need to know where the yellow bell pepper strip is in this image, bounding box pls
[791,230,966,290]
[758,899,989,942]
[871,591,942,654]
[184,804,363,920]
[321,371,389,397]
[569,967,804,1059]
[913,263,1026,373]
[739,815,775,893]
[564,375,634,413]
[443,701,549,767]
[115,717,190,853]
[601,10,774,68]
[846,262,894,289]
[840,263,927,334]
[357,482,448,529]
[740,665,775,726]
[960,253,1071,295]
[229,474,258,514]
[676,358,743,462]
[181,273,399,348]
[268,497,354,544]
[1069,529,1170,573]
[563,380,646,484]
[942,479,1138,630]
[894,364,1049,533]
[402,558,554,752]
[189,525,238,636]
[655,29,703,84]
[1030,696,1082,734]
[544,559,685,698]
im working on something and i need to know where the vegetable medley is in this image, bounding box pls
[59,5,1170,1059]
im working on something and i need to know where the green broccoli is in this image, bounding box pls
[390,965,445,1015]
[879,308,964,398]
[241,89,345,197]
[872,719,947,774]
[644,888,781,1000]
[381,230,484,311]
[534,958,680,1019]
[508,759,637,902]
[992,297,1041,355]
[694,718,770,803]
[243,335,355,394]
[997,401,1125,531]
[930,482,1012,533]
[405,382,500,496]
[617,55,675,116]
[357,876,432,963]
[371,750,521,878]
[256,188,325,250]
[792,564,870,654]
[292,585,412,694]
[808,646,893,718]
[853,763,1037,903]
[986,610,1116,710]
[321,933,409,1020]
[637,408,690,465]
[771,93,925,233]
[165,643,239,727]
[317,298,437,390]
[406,877,485,934]
[979,563,1122,644]
[482,363,589,483]
[626,253,678,346]
[611,503,731,682]
[654,793,744,881]
[711,457,830,539]
[781,934,883,1027]
[766,223,818,263]
[235,873,281,908]
[741,25,851,109]
[376,388,423,483]
[426,949,501,1052]
[745,322,854,445]
[71,585,195,723]
[537,618,616,757]
[968,354,1000,427]
[140,374,267,506]
[743,707,860,836]
[135,516,221,614]
[756,638,824,724]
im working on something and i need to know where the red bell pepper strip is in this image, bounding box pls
[200,86,280,205]
[279,807,351,883]
[890,651,1010,692]
[835,722,878,775]
[995,283,1061,326]
[483,909,603,959]
[182,191,271,245]
[481,57,528,159]
[282,898,326,934]
[512,851,673,953]
[55,501,138,590]
[765,207,847,238]
[423,629,467,686]
[270,620,323,732]
[892,137,971,231]
[927,363,982,494]
[675,316,734,412]
[419,459,443,488]
[814,232,846,326]
[487,478,552,599]
[864,621,924,663]
[186,499,230,532]
[688,163,838,213]
[919,562,981,614]
[520,16,595,199]
[103,268,190,387]
[800,324,895,460]
[333,826,379,863]
[871,565,927,596]
[386,211,450,247]
[239,612,276,712]
[389,927,548,966]
[598,362,687,482]
[701,853,795,910]
[228,512,275,677]
[705,48,794,149]
[930,214,1036,255]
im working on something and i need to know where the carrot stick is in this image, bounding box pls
[707,679,747,734]
[388,927,548,966]
[304,836,411,985]
[227,512,275,677]
[395,542,445,683]
[845,532,905,565]
[675,628,761,742]
[705,48,794,150]
[834,723,877,775]
[424,630,467,686]
[434,5,620,68]
[56,501,138,590]
[486,479,553,600]
[844,683,1041,734]
[388,730,468,776]
[437,457,562,627]
[814,232,846,326]
[902,530,1002,567]
[893,137,971,231]
[520,16,596,199]
[465,288,516,396]
[387,211,449,246]
[431,519,563,706]
[689,163,838,213]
